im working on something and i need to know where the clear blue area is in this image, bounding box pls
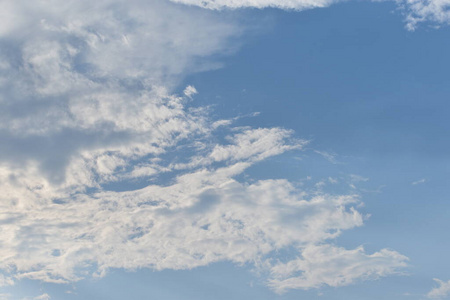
[5,2,450,299]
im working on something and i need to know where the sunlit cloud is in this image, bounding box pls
[0,0,412,295]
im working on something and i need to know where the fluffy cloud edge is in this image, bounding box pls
[169,0,450,30]
[428,279,450,299]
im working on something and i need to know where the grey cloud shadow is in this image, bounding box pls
[154,189,221,217]
[0,126,133,184]
[186,189,220,214]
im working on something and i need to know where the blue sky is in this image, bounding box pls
[1,0,450,299]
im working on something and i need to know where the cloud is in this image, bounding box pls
[412,178,427,185]
[0,155,407,289]
[269,245,408,293]
[0,0,241,198]
[0,0,408,294]
[428,279,450,299]
[314,150,339,164]
[33,294,51,300]
[399,0,450,30]
[169,0,450,31]
[0,113,407,291]
[0,274,14,287]
[169,0,336,10]
[183,85,198,98]
[0,0,241,82]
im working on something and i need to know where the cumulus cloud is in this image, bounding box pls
[428,279,450,299]
[0,0,408,294]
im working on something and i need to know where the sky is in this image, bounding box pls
[0,0,449,299]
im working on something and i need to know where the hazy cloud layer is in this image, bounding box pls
[0,0,408,293]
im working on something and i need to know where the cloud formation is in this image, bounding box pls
[400,0,450,30]
[0,150,408,290]
[33,294,51,300]
[0,0,240,201]
[269,245,407,293]
[428,279,450,299]
[0,0,408,294]
[170,0,335,10]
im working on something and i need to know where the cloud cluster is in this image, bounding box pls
[0,145,408,290]
[0,0,240,201]
[0,117,408,291]
[428,279,450,299]
[400,0,450,30]
[0,0,408,294]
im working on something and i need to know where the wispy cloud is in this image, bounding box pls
[412,178,427,185]
[269,245,407,293]
[427,279,450,299]
[314,150,340,164]
[0,274,14,287]
[33,294,51,300]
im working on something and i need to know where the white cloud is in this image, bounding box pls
[0,0,241,199]
[0,0,240,81]
[269,245,408,293]
[33,294,51,300]
[399,0,450,30]
[412,178,427,185]
[0,158,407,289]
[314,150,339,164]
[183,85,198,98]
[0,0,408,294]
[170,0,336,10]
[169,0,450,31]
[0,120,407,291]
[0,274,14,287]
[209,128,305,162]
[428,279,450,299]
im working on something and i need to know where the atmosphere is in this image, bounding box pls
[0,0,449,299]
